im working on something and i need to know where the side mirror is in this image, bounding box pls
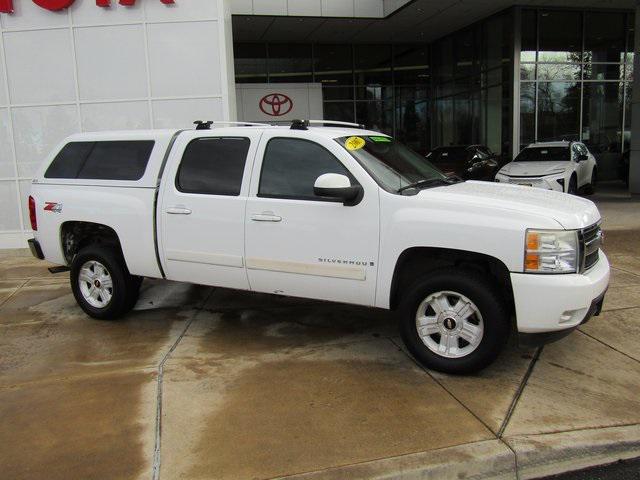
[314,173,362,206]
[577,154,588,162]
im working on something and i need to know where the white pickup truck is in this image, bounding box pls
[27,120,609,374]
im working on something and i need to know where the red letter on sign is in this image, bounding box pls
[0,0,13,13]
[32,0,76,10]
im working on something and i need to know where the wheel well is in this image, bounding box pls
[60,221,123,264]
[389,247,515,316]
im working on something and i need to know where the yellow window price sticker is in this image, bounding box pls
[345,136,366,151]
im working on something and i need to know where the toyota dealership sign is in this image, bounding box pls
[237,84,323,123]
[259,93,294,117]
[0,0,174,13]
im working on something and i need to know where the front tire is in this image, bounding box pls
[71,245,138,320]
[399,270,510,374]
[567,175,578,195]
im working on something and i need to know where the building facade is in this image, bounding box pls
[0,0,637,248]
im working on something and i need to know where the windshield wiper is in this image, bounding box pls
[397,177,458,193]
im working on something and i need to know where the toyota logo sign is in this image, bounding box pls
[259,93,293,117]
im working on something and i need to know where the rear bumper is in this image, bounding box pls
[28,238,44,260]
[518,289,606,347]
[511,251,609,334]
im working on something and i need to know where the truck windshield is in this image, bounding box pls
[515,147,570,162]
[337,135,450,193]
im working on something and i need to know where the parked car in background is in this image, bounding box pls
[495,141,597,195]
[426,145,499,181]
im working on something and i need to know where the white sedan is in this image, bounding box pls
[495,141,597,194]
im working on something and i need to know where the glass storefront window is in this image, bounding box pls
[314,44,354,85]
[354,45,392,86]
[267,44,312,83]
[394,45,430,85]
[355,102,392,134]
[521,10,537,62]
[583,63,625,81]
[537,82,581,142]
[520,83,536,146]
[395,87,430,154]
[537,63,581,81]
[584,12,626,63]
[323,102,355,123]
[234,43,267,83]
[582,82,623,153]
[538,11,582,63]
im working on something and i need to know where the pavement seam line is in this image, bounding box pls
[0,278,29,309]
[151,289,215,480]
[386,336,498,436]
[497,346,542,438]
[576,328,640,365]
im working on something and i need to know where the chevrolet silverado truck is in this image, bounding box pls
[27,120,609,374]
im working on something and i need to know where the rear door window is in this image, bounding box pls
[176,137,250,196]
[45,140,155,180]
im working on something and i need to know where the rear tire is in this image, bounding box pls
[398,270,510,374]
[70,245,138,320]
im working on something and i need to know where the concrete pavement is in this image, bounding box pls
[1,184,640,480]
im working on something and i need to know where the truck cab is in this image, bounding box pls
[28,120,609,374]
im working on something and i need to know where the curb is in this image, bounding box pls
[275,439,516,480]
[274,424,640,480]
[504,424,640,479]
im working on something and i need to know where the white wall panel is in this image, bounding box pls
[12,104,79,178]
[18,179,31,233]
[322,0,355,17]
[253,0,288,15]
[81,101,150,131]
[152,97,224,128]
[231,0,253,15]
[0,180,20,231]
[287,0,322,16]
[145,0,218,22]
[147,21,221,98]
[355,0,384,17]
[75,25,148,101]
[0,108,13,178]
[0,44,6,106]
[4,29,76,104]
[70,1,143,26]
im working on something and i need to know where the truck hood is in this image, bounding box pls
[499,161,569,176]
[418,180,600,229]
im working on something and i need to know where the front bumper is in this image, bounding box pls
[518,289,606,347]
[511,250,609,337]
[28,238,44,260]
[495,173,565,192]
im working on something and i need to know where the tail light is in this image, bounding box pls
[28,195,37,231]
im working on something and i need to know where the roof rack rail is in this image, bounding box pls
[194,120,270,130]
[308,119,365,129]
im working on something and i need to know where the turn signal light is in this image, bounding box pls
[28,195,37,231]
[525,253,539,270]
[526,232,539,250]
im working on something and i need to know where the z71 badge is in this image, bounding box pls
[43,202,62,213]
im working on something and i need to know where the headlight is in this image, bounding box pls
[525,229,578,273]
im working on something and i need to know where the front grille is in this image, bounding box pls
[579,223,602,273]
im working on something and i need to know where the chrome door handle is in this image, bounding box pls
[251,212,282,222]
[166,206,192,215]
